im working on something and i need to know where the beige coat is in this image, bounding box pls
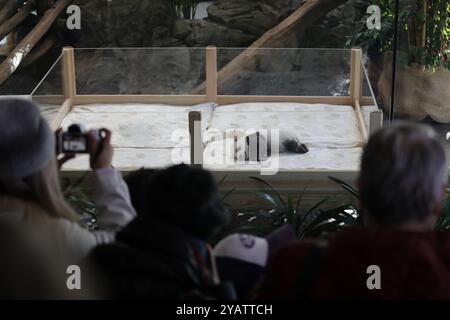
[0,168,137,263]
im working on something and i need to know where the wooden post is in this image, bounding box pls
[369,110,383,136]
[62,46,76,109]
[350,48,363,102]
[50,98,71,131]
[206,46,217,102]
[350,48,367,142]
[189,111,203,167]
[354,99,368,142]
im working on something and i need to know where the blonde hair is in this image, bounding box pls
[0,157,78,222]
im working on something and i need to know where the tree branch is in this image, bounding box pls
[0,0,20,25]
[0,0,72,85]
[0,1,35,41]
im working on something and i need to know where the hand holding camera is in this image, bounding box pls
[56,124,113,170]
[88,128,113,170]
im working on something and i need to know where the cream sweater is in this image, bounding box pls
[0,168,137,263]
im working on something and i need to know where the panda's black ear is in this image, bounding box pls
[283,139,309,154]
[297,143,309,154]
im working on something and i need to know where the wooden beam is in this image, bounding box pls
[217,95,353,105]
[19,34,56,69]
[50,98,71,131]
[72,94,353,106]
[32,94,65,105]
[0,1,34,41]
[0,0,34,40]
[350,48,363,102]
[0,0,72,86]
[191,0,348,95]
[189,111,203,167]
[0,0,19,25]
[354,99,368,142]
[62,46,76,107]
[35,0,55,15]
[74,95,207,106]
[205,46,217,102]
[350,48,371,142]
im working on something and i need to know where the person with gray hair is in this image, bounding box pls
[257,122,450,299]
[0,99,137,268]
[359,122,448,229]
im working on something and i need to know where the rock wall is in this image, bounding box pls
[174,0,293,47]
[72,0,294,48]
[300,0,365,48]
[71,0,297,94]
[71,0,364,49]
[72,0,175,47]
[1,0,369,96]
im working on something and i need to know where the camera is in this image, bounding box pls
[57,124,102,154]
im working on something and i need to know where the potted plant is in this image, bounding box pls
[216,176,361,241]
[355,0,450,122]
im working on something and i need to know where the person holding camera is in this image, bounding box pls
[0,99,137,264]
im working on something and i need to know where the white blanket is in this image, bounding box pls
[206,103,366,148]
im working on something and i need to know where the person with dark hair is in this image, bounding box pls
[257,122,450,299]
[88,164,233,299]
[124,168,158,215]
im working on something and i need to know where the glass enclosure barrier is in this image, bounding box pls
[73,48,207,95]
[217,48,352,96]
[31,47,377,102]
[362,55,379,107]
[31,53,65,129]
[30,47,381,172]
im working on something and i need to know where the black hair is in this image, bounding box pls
[143,164,230,240]
[124,168,159,216]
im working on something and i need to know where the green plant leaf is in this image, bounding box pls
[252,191,281,208]
[286,196,296,227]
[237,211,275,219]
[302,205,360,236]
[217,175,228,186]
[222,187,236,202]
[305,197,330,216]
[296,182,311,213]
[250,176,287,211]
[328,176,360,199]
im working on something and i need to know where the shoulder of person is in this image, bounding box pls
[51,218,96,244]
[269,239,319,264]
[0,195,53,224]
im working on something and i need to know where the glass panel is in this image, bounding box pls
[30,52,65,126]
[217,48,352,96]
[362,59,379,108]
[73,48,206,95]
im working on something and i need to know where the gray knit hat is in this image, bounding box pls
[0,99,55,179]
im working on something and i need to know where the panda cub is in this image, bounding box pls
[234,130,309,162]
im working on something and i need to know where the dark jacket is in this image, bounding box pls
[257,227,450,299]
[89,216,233,299]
